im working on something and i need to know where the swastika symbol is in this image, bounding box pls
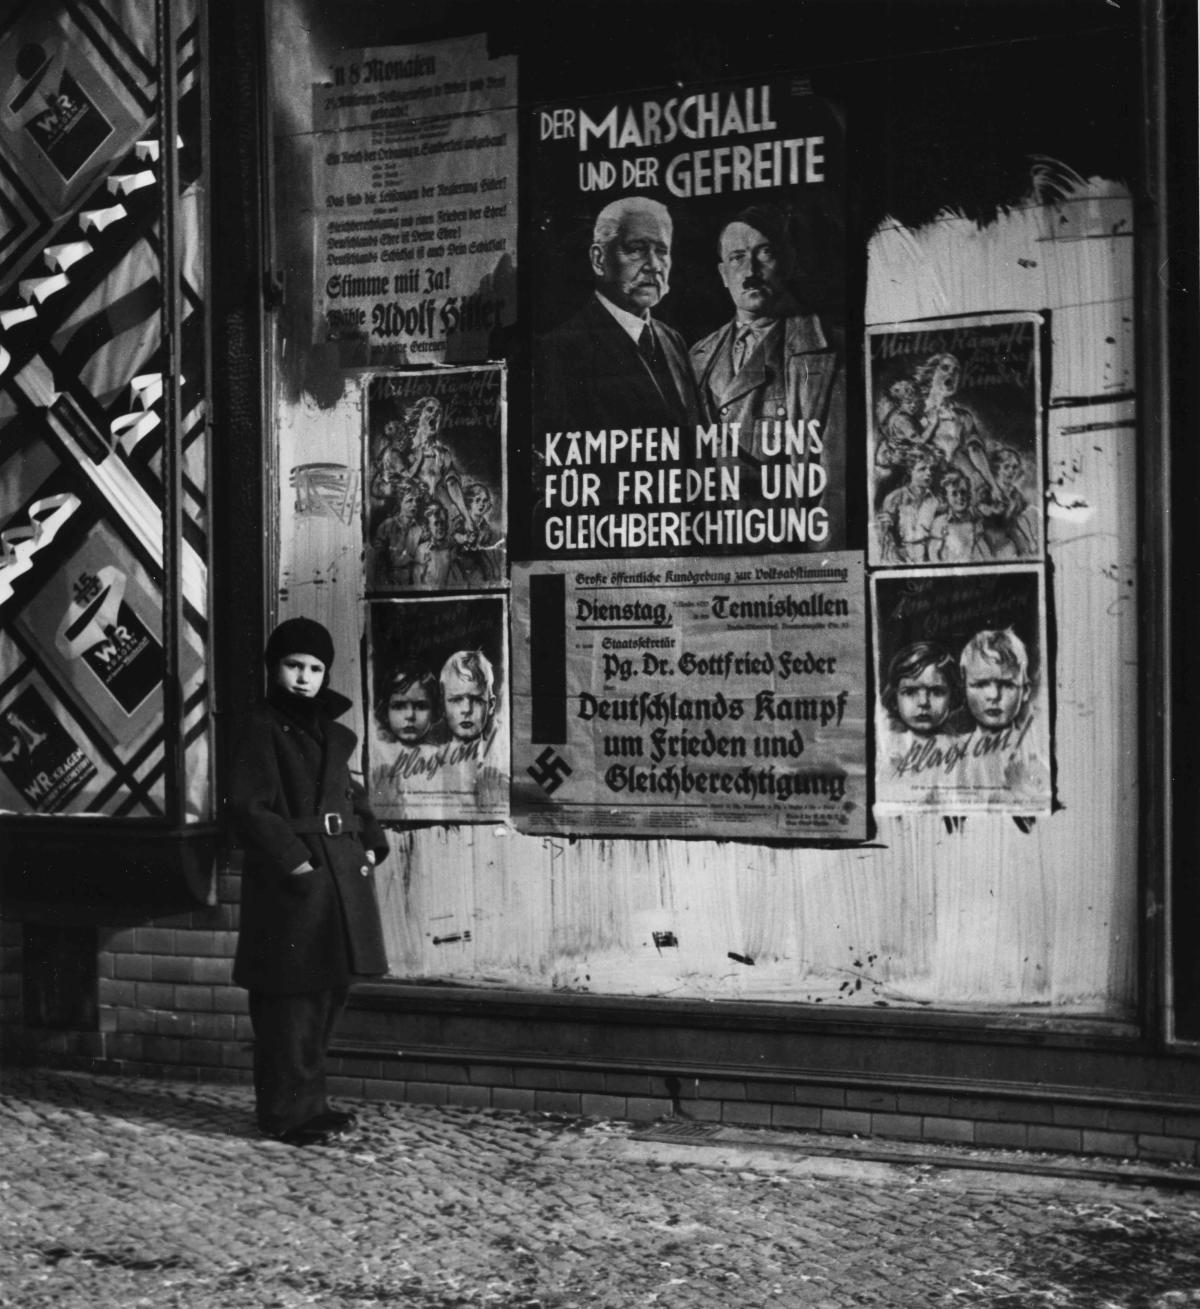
[528,747,572,795]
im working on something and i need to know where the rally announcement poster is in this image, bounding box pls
[313,34,517,365]
[511,552,866,840]
[866,313,1044,568]
[367,595,509,823]
[872,567,1052,815]
[531,75,846,560]
[365,366,507,593]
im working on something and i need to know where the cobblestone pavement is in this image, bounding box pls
[3,1068,1200,1308]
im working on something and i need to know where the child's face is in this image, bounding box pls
[387,684,435,744]
[932,357,959,392]
[415,404,440,445]
[426,507,448,543]
[468,491,491,521]
[895,663,953,735]
[995,455,1020,488]
[441,673,491,741]
[945,478,971,513]
[910,460,935,491]
[890,379,918,413]
[275,653,325,699]
[963,655,1027,731]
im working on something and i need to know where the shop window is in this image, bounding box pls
[0,1,211,830]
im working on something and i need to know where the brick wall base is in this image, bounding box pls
[3,894,1199,1168]
[3,1033,1199,1168]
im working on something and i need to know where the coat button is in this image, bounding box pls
[360,865,370,876]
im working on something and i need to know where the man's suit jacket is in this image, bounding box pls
[690,312,846,543]
[537,295,703,435]
[690,313,843,449]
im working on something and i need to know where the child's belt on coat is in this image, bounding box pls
[283,814,362,836]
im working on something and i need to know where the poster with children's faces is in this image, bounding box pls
[366,595,509,822]
[872,567,1052,815]
[365,366,507,593]
[866,313,1044,569]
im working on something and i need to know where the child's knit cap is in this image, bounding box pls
[264,617,334,669]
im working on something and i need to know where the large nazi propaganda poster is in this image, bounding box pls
[515,75,866,839]
[531,76,847,559]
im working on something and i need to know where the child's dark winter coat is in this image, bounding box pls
[230,684,388,994]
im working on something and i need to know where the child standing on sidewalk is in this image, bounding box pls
[229,617,390,1146]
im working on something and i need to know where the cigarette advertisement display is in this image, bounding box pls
[0,7,143,216]
[531,75,846,560]
[365,367,506,593]
[872,567,1052,814]
[866,313,1044,568]
[0,676,100,813]
[367,595,509,822]
[512,552,866,839]
[313,34,517,365]
[15,522,168,752]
